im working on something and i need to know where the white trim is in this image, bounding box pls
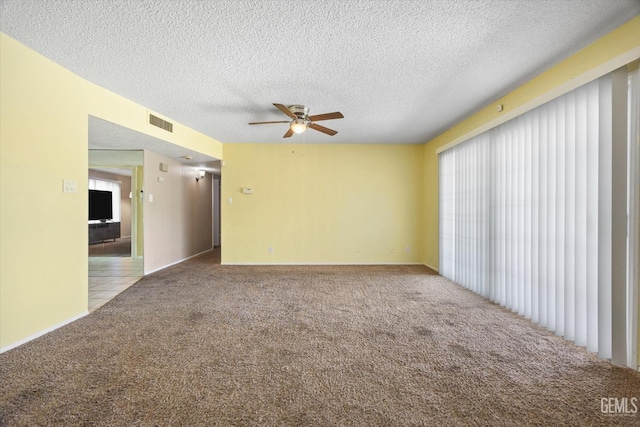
[0,311,89,354]
[144,248,213,275]
[437,47,640,155]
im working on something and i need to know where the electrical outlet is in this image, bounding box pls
[268,246,273,254]
[405,246,411,253]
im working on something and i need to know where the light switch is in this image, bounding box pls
[149,194,154,203]
[63,179,77,193]
[227,197,233,204]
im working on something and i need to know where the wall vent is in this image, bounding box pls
[149,114,173,132]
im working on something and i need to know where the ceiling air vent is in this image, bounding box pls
[149,114,173,133]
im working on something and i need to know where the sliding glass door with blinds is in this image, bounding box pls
[438,66,636,368]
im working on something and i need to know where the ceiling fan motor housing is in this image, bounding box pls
[288,105,309,119]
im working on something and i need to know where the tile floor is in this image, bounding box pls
[88,257,143,312]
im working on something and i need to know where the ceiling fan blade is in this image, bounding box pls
[309,123,337,136]
[273,103,297,119]
[308,112,344,122]
[283,128,294,138]
[248,120,291,125]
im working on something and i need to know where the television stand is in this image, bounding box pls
[88,222,121,244]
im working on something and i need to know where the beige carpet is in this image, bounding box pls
[1,252,639,426]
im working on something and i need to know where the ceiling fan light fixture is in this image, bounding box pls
[249,104,342,138]
[290,120,307,134]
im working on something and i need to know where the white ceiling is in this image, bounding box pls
[1,0,639,150]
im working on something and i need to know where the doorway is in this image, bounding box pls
[87,116,222,310]
[87,163,144,311]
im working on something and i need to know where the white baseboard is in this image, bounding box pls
[0,311,89,354]
[145,248,213,274]
[424,263,439,272]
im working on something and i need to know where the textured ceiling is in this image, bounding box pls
[1,0,639,149]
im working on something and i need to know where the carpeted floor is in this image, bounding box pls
[1,251,639,426]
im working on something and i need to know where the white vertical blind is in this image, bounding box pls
[586,81,600,353]
[88,178,121,222]
[628,68,640,368]
[439,134,491,292]
[439,150,456,279]
[439,71,631,362]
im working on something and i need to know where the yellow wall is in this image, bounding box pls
[222,143,424,264]
[0,33,222,350]
[422,16,640,269]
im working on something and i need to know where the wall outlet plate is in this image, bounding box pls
[63,179,77,193]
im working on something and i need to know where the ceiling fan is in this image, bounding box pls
[249,103,344,138]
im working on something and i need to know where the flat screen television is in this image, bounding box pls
[89,189,113,221]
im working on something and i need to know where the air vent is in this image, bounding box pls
[149,114,173,132]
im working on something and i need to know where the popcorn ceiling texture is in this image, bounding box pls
[1,0,638,145]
